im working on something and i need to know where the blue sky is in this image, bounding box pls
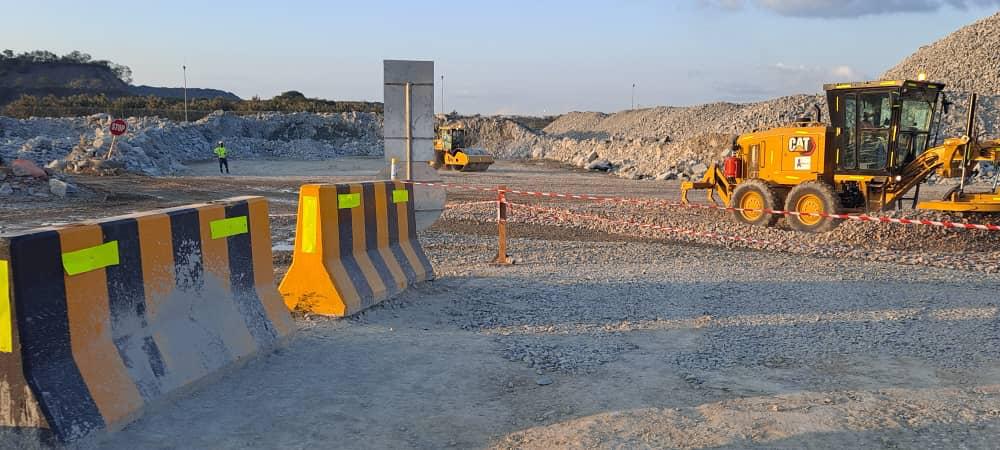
[4,0,998,114]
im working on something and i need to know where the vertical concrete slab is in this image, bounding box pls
[382,60,445,230]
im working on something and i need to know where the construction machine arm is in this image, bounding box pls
[883,136,1000,206]
[680,163,734,206]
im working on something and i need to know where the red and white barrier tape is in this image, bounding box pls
[445,200,499,208]
[507,201,777,247]
[405,180,1000,232]
[404,180,499,194]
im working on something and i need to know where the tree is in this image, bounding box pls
[277,90,306,100]
[63,51,92,63]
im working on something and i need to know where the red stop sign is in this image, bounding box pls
[110,119,128,136]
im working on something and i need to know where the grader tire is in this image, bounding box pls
[730,179,781,227]
[784,181,843,233]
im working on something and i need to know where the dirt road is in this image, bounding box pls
[3,159,1000,449]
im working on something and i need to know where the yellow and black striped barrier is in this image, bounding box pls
[0,196,293,443]
[280,181,434,316]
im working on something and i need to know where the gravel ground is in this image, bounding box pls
[93,228,1000,449]
[4,159,1000,449]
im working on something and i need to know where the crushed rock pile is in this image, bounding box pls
[0,111,383,175]
[0,158,85,201]
[459,92,998,182]
[884,11,1000,96]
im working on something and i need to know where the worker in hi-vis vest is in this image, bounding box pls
[214,141,230,174]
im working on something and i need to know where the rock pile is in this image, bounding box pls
[0,158,81,200]
[455,13,1000,181]
[0,111,383,175]
[459,90,998,181]
[883,11,1000,95]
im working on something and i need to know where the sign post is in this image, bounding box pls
[106,119,128,160]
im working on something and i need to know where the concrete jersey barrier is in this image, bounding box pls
[0,196,294,443]
[280,181,434,316]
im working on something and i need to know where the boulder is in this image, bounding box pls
[11,159,47,179]
[46,160,68,171]
[586,150,599,163]
[690,162,709,178]
[49,179,71,198]
[655,170,678,181]
[585,158,612,171]
[0,183,12,196]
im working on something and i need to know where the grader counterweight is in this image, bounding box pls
[680,79,1000,232]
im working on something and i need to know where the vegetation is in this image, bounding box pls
[1,49,133,83]
[2,91,383,120]
[0,50,382,119]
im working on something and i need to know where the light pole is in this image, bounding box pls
[631,83,636,110]
[183,65,189,122]
[440,75,445,115]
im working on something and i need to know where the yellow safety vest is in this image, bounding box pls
[214,146,228,158]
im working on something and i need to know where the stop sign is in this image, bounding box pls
[109,119,128,136]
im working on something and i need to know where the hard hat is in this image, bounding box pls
[218,141,224,145]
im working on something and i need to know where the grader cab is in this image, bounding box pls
[681,79,1000,232]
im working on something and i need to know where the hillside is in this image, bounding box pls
[883,11,1000,94]
[128,85,240,101]
[0,59,129,103]
[0,50,239,105]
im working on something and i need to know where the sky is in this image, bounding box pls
[3,0,999,115]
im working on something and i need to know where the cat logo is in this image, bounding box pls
[788,136,815,155]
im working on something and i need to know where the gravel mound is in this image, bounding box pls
[457,13,1000,182]
[883,11,1000,95]
[543,96,823,141]
[0,111,382,175]
[461,92,998,182]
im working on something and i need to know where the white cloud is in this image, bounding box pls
[704,0,1000,17]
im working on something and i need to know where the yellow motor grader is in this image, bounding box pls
[432,122,494,172]
[681,79,1000,232]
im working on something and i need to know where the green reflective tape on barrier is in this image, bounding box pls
[392,189,409,204]
[0,260,11,353]
[62,241,120,276]
[210,216,249,239]
[338,193,361,209]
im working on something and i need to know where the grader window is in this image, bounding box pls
[894,98,934,167]
[857,93,891,170]
[901,99,933,132]
[839,95,858,170]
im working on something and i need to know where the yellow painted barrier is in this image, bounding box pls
[280,181,434,316]
[0,196,294,443]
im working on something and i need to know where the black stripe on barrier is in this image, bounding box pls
[385,183,417,285]
[168,208,236,366]
[101,218,165,401]
[404,183,434,273]
[362,183,399,295]
[167,209,205,293]
[224,201,278,346]
[9,231,105,441]
[335,184,375,306]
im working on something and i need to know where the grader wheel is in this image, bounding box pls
[730,179,781,227]
[784,181,843,233]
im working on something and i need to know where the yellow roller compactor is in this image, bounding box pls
[681,79,1000,232]
[432,122,495,172]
